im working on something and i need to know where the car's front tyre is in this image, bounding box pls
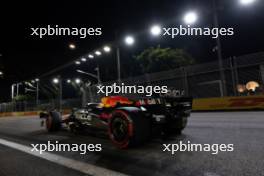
[46,111,62,132]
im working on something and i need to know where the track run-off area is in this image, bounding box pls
[0,112,263,176]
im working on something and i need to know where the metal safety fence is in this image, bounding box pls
[0,52,264,112]
[0,98,81,113]
[84,52,264,103]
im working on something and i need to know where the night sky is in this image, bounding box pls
[0,0,264,101]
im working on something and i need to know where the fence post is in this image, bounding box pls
[88,86,94,103]
[182,67,189,96]
[81,86,87,107]
[260,65,264,85]
[24,101,27,112]
[145,74,150,85]
[230,57,237,96]
[233,56,239,96]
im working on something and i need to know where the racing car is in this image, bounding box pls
[40,96,192,148]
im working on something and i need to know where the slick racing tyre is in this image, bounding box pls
[109,110,150,149]
[163,116,188,135]
[46,111,62,132]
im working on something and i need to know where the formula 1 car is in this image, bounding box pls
[40,96,192,148]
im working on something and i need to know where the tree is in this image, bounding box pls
[135,46,195,73]
[14,95,34,102]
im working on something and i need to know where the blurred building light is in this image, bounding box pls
[246,81,259,91]
[237,84,246,93]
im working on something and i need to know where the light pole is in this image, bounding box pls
[53,77,62,111]
[76,36,134,84]
[24,80,39,107]
[76,69,100,83]
[116,46,121,83]
[76,52,102,84]
[181,5,226,97]
[212,0,227,97]
[16,83,19,97]
[0,54,3,77]
[16,83,22,97]
[11,84,16,101]
[35,79,39,107]
[95,67,101,84]
[59,79,62,112]
[10,82,22,101]
[116,35,135,83]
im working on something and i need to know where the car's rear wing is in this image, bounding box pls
[134,96,192,116]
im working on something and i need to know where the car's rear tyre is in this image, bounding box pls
[163,116,188,135]
[108,110,150,149]
[46,111,62,132]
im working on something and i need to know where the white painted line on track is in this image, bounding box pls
[0,138,128,176]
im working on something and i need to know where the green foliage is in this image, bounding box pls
[135,46,195,73]
[14,94,34,101]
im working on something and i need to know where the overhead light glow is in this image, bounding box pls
[75,78,81,84]
[124,35,135,45]
[240,0,256,5]
[95,51,102,56]
[103,46,111,52]
[183,11,198,25]
[69,43,76,50]
[35,78,40,82]
[75,61,81,65]
[67,79,71,83]
[53,78,59,84]
[81,58,87,62]
[0,71,3,75]
[88,54,94,59]
[150,25,162,36]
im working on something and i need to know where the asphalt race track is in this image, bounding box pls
[0,112,263,176]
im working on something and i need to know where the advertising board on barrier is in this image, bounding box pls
[193,95,264,111]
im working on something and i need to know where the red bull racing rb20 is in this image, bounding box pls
[40,96,193,149]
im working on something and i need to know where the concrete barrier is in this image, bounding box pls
[1,96,263,117]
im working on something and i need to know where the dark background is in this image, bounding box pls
[0,0,264,101]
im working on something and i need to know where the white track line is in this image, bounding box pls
[0,138,128,176]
